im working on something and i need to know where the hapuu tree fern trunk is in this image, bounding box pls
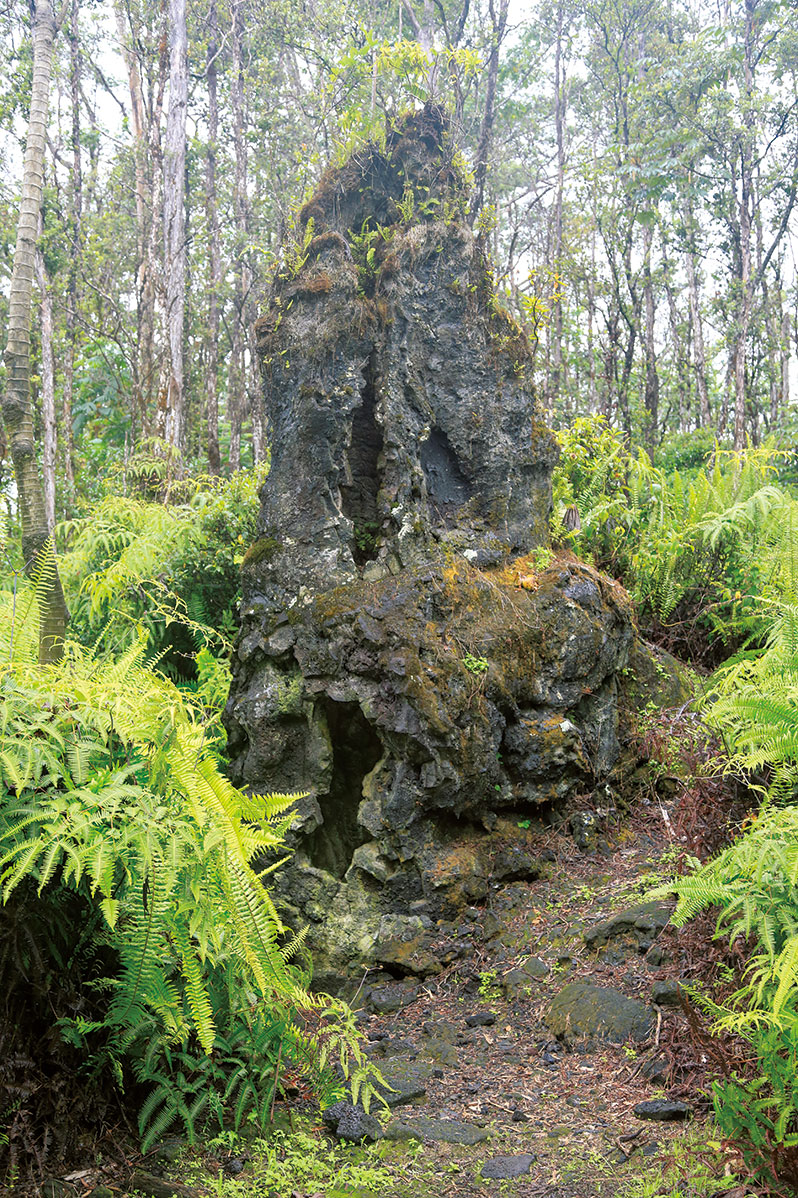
[1,0,69,663]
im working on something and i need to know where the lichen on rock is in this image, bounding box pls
[226,106,643,986]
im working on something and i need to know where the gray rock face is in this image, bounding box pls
[225,107,640,983]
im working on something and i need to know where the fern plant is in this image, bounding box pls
[553,420,798,658]
[0,606,382,1158]
[57,465,267,667]
[660,592,798,1188]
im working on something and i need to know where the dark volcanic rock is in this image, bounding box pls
[480,1154,536,1179]
[322,1101,383,1142]
[225,105,640,979]
[373,1059,432,1108]
[651,979,683,1007]
[583,900,674,962]
[545,982,654,1045]
[368,982,419,1015]
[633,1100,692,1122]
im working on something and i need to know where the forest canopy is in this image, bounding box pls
[0,0,796,510]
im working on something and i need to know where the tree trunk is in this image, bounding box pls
[204,0,222,474]
[732,0,756,452]
[34,239,56,532]
[1,0,68,662]
[163,0,188,453]
[470,0,509,223]
[682,196,711,428]
[61,0,80,497]
[115,1,165,436]
[548,0,566,414]
[642,223,659,452]
[229,0,250,470]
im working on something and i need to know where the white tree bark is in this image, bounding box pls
[163,0,188,453]
[34,240,56,532]
[1,0,68,661]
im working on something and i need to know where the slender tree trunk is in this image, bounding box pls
[548,0,566,414]
[229,0,250,470]
[1,0,68,662]
[470,0,509,222]
[34,239,56,532]
[642,223,659,452]
[662,249,691,434]
[204,0,222,474]
[163,0,187,453]
[780,302,791,424]
[682,198,711,428]
[61,0,80,497]
[732,0,756,451]
[115,1,165,436]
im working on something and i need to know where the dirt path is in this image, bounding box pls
[337,795,732,1197]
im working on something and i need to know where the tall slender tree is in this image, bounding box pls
[163,0,188,452]
[1,0,68,661]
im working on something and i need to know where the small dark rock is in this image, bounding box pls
[584,901,673,951]
[651,979,683,1007]
[368,982,419,1014]
[481,912,504,939]
[41,1183,76,1198]
[322,1100,383,1142]
[570,811,599,851]
[491,845,541,883]
[480,1154,536,1179]
[633,1100,692,1122]
[465,1012,496,1027]
[373,1059,431,1108]
[641,1057,670,1085]
[512,1109,529,1122]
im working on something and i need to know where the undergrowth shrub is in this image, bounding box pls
[57,463,267,670]
[553,418,797,663]
[0,582,379,1183]
[662,600,798,1192]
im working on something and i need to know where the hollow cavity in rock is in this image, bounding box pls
[305,700,383,878]
[420,425,471,527]
[341,352,383,565]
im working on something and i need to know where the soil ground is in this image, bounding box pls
[156,789,750,1198]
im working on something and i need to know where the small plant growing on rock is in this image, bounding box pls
[478,969,501,1002]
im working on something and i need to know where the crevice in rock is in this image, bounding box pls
[420,426,471,526]
[306,701,383,878]
[341,352,383,565]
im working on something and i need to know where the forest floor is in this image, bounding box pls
[134,785,754,1198]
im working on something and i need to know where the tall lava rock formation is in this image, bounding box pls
[225,106,639,986]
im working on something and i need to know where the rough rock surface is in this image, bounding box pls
[321,1101,383,1142]
[545,981,654,1045]
[480,1154,537,1179]
[226,106,643,982]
